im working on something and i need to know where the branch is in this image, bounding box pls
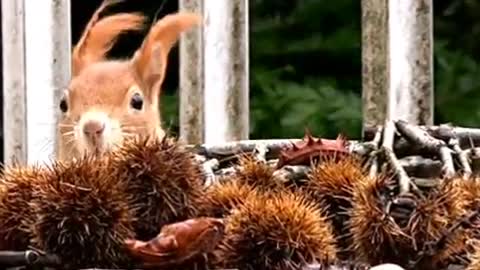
[272,165,310,183]
[382,121,412,194]
[188,139,379,161]
[398,156,443,179]
[394,120,455,179]
[369,127,383,178]
[202,158,219,187]
[364,123,480,149]
[464,148,480,176]
[449,138,472,179]
[0,250,60,267]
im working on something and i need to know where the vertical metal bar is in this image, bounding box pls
[179,0,204,145]
[24,0,71,164]
[203,0,249,144]
[361,0,389,137]
[388,0,434,125]
[1,0,28,165]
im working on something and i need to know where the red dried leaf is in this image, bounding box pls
[276,129,350,169]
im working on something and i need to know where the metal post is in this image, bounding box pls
[24,0,71,164]
[388,0,434,125]
[203,0,249,144]
[361,0,389,137]
[1,0,28,165]
[179,0,204,145]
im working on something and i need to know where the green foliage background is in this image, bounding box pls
[160,0,480,140]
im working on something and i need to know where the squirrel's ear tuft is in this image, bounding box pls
[130,12,202,101]
[72,0,145,77]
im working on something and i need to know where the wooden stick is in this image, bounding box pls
[272,165,310,184]
[0,250,60,267]
[369,127,383,178]
[202,158,219,187]
[449,138,472,179]
[364,124,480,149]
[399,156,442,179]
[382,121,412,194]
[188,138,377,160]
[395,120,455,178]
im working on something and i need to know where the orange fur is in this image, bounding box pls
[58,0,202,161]
[131,12,202,100]
[72,0,145,76]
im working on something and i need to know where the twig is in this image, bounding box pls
[253,144,268,162]
[395,120,456,179]
[382,121,412,194]
[188,139,377,160]
[189,139,303,157]
[399,156,443,179]
[464,148,480,176]
[194,154,207,163]
[272,165,310,183]
[302,262,370,270]
[427,211,478,254]
[0,250,60,267]
[187,137,448,162]
[439,147,456,179]
[202,159,219,187]
[215,166,237,177]
[410,177,438,188]
[411,210,479,269]
[449,138,472,179]
[364,123,480,148]
[369,127,383,178]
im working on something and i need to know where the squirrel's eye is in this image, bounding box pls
[130,93,144,110]
[59,97,68,113]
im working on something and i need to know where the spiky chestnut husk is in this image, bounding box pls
[231,154,286,192]
[349,174,414,267]
[214,191,337,270]
[304,154,367,258]
[0,165,47,250]
[408,177,477,269]
[466,240,480,270]
[110,135,205,241]
[196,179,258,218]
[185,180,259,270]
[29,156,135,269]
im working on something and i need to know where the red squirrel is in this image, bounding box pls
[57,0,201,161]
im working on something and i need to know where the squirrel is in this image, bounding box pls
[57,0,201,161]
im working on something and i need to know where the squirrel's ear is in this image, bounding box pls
[72,0,145,76]
[131,12,201,101]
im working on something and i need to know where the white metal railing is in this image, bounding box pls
[1,0,434,165]
[2,0,71,166]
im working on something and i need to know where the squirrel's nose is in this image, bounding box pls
[83,120,105,138]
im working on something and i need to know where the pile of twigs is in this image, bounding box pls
[191,120,480,189]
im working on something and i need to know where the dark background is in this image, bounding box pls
[0,0,478,163]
